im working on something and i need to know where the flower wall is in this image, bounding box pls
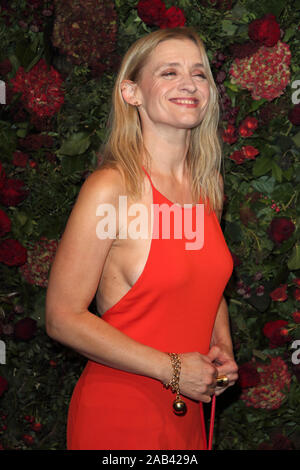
[0,0,299,450]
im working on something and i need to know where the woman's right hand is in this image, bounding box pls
[177,347,220,403]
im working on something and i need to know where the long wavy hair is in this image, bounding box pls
[100,27,223,213]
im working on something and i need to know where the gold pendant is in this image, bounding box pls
[173,397,187,416]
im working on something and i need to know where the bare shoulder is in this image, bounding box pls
[78,165,126,206]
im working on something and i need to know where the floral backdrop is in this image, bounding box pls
[0,0,299,450]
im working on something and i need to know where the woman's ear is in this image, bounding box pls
[120,80,141,107]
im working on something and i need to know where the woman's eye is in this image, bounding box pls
[162,71,176,77]
[194,73,206,79]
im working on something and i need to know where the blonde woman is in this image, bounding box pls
[46,27,238,450]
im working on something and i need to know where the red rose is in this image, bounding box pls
[31,422,42,432]
[288,104,300,126]
[137,0,166,26]
[0,163,5,189]
[248,14,280,47]
[0,239,27,266]
[294,288,300,302]
[263,319,289,347]
[0,209,11,237]
[24,415,35,423]
[242,145,259,160]
[22,434,34,446]
[293,311,300,323]
[239,116,258,137]
[18,134,54,150]
[229,150,245,164]
[0,178,28,206]
[159,6,186,29]
[270,284,288,301]
[12,151,29,167]
[238,362,260,388]
[222,123,237,144]
[14,317,37,341]
[243,116,258,129]
[268,217,295,244]
[0,376,8,397]
[294,278,300,287]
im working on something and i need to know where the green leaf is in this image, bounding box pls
[15,211,28,226]
[275,135,294,151]
[16,128,28,138]
[221,20,239,36]
[224,80,240,93]
[287,244,300,270]
[252,349,268,361]
[283,167,294,181]
[271,182,294,203]
[245,0,285,18]
[252,155,273,177]
[8,54,21,74]
[283,25,297,42]
[251,176,276,195]
[248,98,267,112]
[271,161,282,183]
[246,291,271,313]
[58,132,91,156]
[292,131,300,148]
[61,154,85,174]
[225,221,242,242]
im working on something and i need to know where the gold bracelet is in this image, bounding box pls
[164,353,187,415]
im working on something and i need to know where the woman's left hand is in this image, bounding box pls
[207,345,239,396]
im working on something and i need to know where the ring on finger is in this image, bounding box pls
[216,375,229,388]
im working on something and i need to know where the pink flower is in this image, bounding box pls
[230,41,291,101]
[19,237,58,287]
[11,59,64,118]
[241,357,291,410]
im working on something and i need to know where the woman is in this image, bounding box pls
[46,27,238,450]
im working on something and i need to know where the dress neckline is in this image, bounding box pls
[142,165,200,209]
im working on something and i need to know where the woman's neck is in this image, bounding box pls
[142,126,191,180]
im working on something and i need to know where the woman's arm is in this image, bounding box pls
[46,168,219,402]
[46,168,171,382]
[209,296,238,393]
[210,296,234,356]
[209,173,239,391]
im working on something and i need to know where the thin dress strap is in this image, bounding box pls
[142,165,155,190]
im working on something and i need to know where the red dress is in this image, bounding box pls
[67,167,233,450]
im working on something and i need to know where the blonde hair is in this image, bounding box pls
[100,27,223,213]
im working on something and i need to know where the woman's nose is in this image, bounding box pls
[179,75,197,93]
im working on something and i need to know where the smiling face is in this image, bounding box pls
[133,38,210,134]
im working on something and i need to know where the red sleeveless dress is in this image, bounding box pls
[67,167,233,450]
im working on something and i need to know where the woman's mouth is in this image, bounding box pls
[169,98,199,107]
